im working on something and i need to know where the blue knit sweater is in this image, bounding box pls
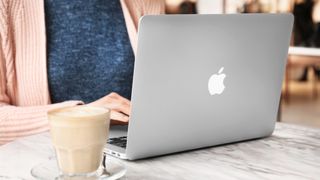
[45,0,135,104]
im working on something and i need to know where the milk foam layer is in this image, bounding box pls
[52,106,108,118]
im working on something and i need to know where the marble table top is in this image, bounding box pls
[0,123,319,180]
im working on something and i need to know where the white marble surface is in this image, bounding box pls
[0,123,319,180]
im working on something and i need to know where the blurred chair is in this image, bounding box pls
[284,46,320,102]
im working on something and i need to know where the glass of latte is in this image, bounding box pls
[48,106,110,178]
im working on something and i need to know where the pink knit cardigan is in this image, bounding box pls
[0,0,165,145]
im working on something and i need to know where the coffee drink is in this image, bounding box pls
[48,106,110,175]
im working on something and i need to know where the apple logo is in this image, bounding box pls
[208,67,226,95]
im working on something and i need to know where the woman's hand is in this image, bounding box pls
[88,92,131,125]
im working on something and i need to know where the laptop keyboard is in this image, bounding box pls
[107,136,127,148]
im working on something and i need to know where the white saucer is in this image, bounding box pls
[31,159,126,180]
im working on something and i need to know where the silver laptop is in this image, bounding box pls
[104,14,293,160]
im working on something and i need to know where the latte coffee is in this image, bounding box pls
[48,106,110,175]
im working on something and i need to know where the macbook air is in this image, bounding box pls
[104,14,293,160]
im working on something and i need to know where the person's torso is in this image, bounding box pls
[45,0,135,104]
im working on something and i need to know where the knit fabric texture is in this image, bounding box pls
[45,0,135,103]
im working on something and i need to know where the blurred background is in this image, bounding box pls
[165,0,320,128]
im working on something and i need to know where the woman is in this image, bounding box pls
[0,0,165,145]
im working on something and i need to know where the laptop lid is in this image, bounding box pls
[126,14,293,160]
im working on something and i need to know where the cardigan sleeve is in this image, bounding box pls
[0,102,83,145]
[130,0,165,28]
[0,39,82,145]
[0,1,83,145]
[121,0,165,54]
[0,49,82,144]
